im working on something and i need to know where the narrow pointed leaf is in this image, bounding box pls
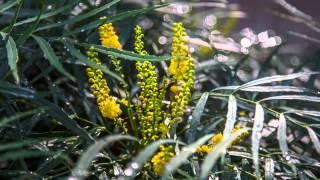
[0,32,19,83]
[214,85,313,93]
[306,127,320,154]
[187,92,209,143]
[33,35,75,81]
[277,114,288,156]
[251,103,264,178]
[260,95,320,102]
[0,0,18,13]
[237,72,318,90]
[223,95,237,141]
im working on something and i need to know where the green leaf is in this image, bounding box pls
[0,32,19,83]
[187,92,209,143]
[71,4,168,34]
[78,43,170,62]
[277,114,288,156]
[162,134,214,179]
[71,135,137,180]
[251,103,264,178]
[124,139,183,179]
[200,128,249,179]
[222,95,237,141]
[33,35,75,81]
[0,0,18,13]
[64,41,125,83]
[35,0,120,31]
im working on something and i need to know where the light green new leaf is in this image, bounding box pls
[72,135,137,180]
[33,35,75,81]
[0,32,19,83]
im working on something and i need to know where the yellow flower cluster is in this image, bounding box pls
[197,126,249,155]
[98,21,122,49]
[86,48,122,119]
[151,145,174,176]
[134,25,167,145]
[168,23,195,124]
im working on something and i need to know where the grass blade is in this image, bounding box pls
[277,113,288,156]
[187,92,209,143]
[0,32,19,83]
[162,134,214,179]
[251,103,264,178]
[71,135,137,180]
[200,128,248,179]
[306,127,320,154]
[33,35,75,81]
[0,109,41,128]
[223,95,237,141]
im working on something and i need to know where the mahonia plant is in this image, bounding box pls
[86,21,194,176]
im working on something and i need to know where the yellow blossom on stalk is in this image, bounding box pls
[197,127,249,155]
[98,17,122,49]
[134,25,166,145]
[151,145,174,176]
[168,22,195,124]
[86,47,122,119]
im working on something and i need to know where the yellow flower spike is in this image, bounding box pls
[98,20,122,49]
[168,23,195,126]
[86,47,122,119]
[134,25,165,145]
[151,145,174,176]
